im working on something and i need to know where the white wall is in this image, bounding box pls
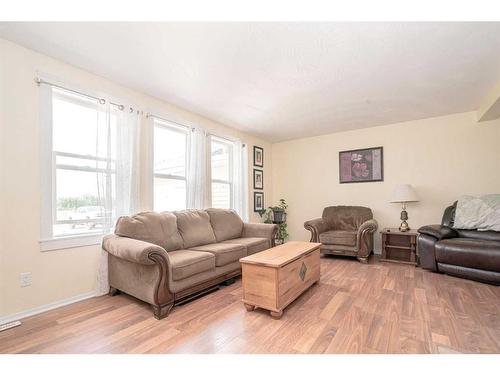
[0,38,272,317]
[272,112,500,252]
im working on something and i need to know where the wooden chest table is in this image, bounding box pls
[239,241,321,319]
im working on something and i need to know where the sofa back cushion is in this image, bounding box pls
[206,208,244,242]
[174,209,217,248]
[115,211,183,251]
[457,229,500,242]
[322,206,373,231]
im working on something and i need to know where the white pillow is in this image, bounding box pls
[453,194,500,231]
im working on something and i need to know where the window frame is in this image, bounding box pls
[39,79,122,251]
[152,118,190,212]
[210,136,235,210]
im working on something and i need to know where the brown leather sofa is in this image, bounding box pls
[102,208,277,319]
[418,202,500,285]
[304,206,378,263]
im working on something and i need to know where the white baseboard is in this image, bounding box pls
[0,291,98,325]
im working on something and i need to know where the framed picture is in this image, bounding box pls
[339,146,384,183]
[253,169,264,190]
[253,146,264,168]
[254,192,264,212]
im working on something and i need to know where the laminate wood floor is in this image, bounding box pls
[1,256,499,354]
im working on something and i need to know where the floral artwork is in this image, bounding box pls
[339,147,383,183]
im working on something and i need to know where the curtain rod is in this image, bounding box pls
[35,77,141,113]
[208,131,246,147]
[147,115,245,147]
[146,113,197,132]
[36,77,244,145]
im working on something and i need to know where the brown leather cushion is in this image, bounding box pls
[457,229,500,242]
[435,238,500,272]
[188,243,246,267]
[168,250,215,281]
[174,209,217,248]
[206,208,243,242]
[115,211,183,251]
[222,237,270,255]
[437,263,500,285]
[319,230,357,246]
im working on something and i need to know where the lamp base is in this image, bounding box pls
[399,207,410,232]
[399,221,410,232]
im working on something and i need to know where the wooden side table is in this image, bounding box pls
[380,228,418,266]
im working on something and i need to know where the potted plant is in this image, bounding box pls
[258,199,289,244]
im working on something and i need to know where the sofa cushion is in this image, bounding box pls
[319,230,357,246]
[174,209,217,248]
[322,206,373,231]
[168,249,215,281]
[222,237,270,255]
[435,238,500,272]
[115,211,183,251]
[457,229,500,242]
[189,243,246,267]
[206,208,244,242]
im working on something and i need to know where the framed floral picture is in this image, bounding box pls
[339,146,383,183]
[253,169,264,190]
[253,146,264,168]
[254,192,264,212]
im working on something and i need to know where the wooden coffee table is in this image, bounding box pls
[239,241,321,319]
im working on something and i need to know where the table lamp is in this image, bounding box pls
[390,184,419,232]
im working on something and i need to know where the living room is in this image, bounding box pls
[1,1,500,373]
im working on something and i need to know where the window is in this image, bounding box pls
[51,88,117,238]
[153,119,189,211]
[40,81,139,251]
[210,137,234,209]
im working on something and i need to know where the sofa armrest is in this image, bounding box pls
[356,219,378,258]
[418,234,439,271]
[418,225,457,240]
[242,222,278,241]
[304,218,330,242]
[103,234,174,318]
[102,234,169,265]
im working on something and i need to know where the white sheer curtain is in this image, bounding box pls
[187,127,208,209]
[232,141,249,221]
[115,108,141,217]
[95,104,140,296]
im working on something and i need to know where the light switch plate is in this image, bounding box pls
[19,272,32,287]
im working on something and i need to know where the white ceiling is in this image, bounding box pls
[1,22,500,142]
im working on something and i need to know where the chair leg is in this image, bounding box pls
[357,256,369,264]
[152,303,174,320]
[109,287,121,296]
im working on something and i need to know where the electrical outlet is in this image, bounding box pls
[19,272,32,287]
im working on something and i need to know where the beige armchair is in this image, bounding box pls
[304,206,378,263]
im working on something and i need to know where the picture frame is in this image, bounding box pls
[253,146,264,168]
[253,169,264,190]
[254,192,264,212]
[339,146,384,183]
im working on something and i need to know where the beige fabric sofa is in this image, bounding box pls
[102,208,278,319]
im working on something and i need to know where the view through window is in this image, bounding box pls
[153,120,188,211]
[52,88,116,237]
[211,137,233,209]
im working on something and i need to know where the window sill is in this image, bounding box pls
[39,234,103,252]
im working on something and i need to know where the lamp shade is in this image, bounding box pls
[390,184,419,203]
